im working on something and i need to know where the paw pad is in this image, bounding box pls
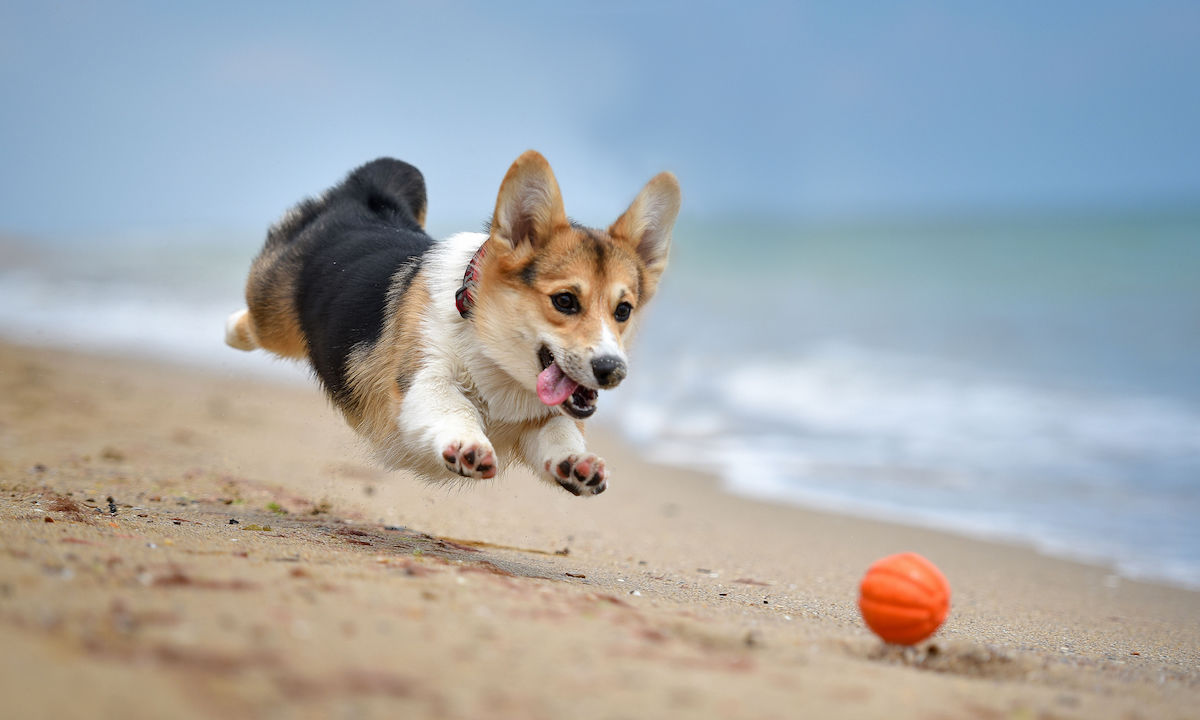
[545,454,607,496]
[442,441,496,479]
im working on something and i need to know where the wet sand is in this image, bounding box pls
[1,342,1196,719]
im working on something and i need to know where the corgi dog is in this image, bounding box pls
[225,151,680,496]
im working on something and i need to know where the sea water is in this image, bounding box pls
[1,212,1197,587]
[612,212,1200,588]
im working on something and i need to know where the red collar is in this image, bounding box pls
[455,242,488,318]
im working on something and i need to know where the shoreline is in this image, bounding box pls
[10,335,1197,593]
[1,340,1197,718]
[3,228,1197,594]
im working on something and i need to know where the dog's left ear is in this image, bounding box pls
[609,172,681,293]
[490,150,568,252]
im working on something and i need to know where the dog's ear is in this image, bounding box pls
[490,150,568,251]
[609,172,681,292]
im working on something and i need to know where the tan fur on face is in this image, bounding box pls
[469,150,681,393]
[479,225,643,382]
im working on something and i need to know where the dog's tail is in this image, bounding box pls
[264,158,428,250]
[348,158,428,228]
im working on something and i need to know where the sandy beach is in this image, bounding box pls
[0,340,1196,719]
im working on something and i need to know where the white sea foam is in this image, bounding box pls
[610,342,1200,589]
[0,265,308,384]
[719,344,1200,467]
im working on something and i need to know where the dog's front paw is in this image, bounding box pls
[544,454,607,496]
[441,439,497,479]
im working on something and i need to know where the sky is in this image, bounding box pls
[1,0,1198,238]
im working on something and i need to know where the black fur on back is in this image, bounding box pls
[277,158,433,405]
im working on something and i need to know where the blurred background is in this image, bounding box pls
[1,1,1197,587]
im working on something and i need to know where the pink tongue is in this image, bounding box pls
[537,362,578,406]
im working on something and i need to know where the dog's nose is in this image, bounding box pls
[591,356,627,388]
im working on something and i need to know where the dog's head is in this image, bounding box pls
[472,150,680,419]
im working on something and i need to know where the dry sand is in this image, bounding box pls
[1,341,1196,719]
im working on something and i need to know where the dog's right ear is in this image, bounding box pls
[490,150,568,252]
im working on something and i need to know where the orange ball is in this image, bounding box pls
[858,552,951,645]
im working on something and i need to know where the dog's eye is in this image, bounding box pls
[551,292,580,315]
[613,301,633,322]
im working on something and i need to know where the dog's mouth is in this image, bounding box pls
[537,346,598,419]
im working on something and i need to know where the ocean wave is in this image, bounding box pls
[610,342,1200,589]
[0,266,307,383]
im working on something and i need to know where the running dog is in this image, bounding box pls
[226,151,680,496]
